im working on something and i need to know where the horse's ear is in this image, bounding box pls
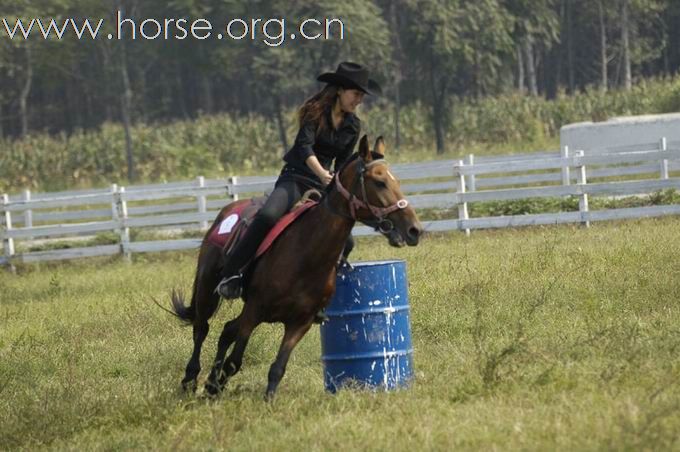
[374,136,385,156]
[359,135,372,162]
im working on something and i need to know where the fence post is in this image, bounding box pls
[2,194,16,272]
[660,137,669,180]
[455,160,470,236]
[23,189,33,230]
[575,150,590,228]
[118,187,131,262]
[229,176,239,201]
[111,184,131,262]
[465,153,476,192]
[561,145,571,186]
[196,176,208,230]
[110,183,119,228]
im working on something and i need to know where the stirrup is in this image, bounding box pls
[313,309,330,324]
[337,257,354,273]
[216,274,242,299]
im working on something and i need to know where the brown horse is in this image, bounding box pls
[170,135,422,400]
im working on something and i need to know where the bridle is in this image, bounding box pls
[328,158,409,233]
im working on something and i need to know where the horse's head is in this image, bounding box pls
[335,135,422,247]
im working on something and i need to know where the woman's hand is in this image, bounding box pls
[305,155,334,186]
[319,170,333,186]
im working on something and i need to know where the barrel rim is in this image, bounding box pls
[324,305,410,317]
[322,348,414,361]
[342,259,405,268]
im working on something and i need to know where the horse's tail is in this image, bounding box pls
[169,241,223,326]
[168,200,242,326]
[169,287,195,325]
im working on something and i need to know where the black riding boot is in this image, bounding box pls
[216,217,273,299]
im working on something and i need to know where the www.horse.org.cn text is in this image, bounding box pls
[1,12,346,47]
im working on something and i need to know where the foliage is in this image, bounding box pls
[1,0,680,158]
[3,75,680,192]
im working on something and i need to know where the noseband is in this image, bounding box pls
[331,158,409,233]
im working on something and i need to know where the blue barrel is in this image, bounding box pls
[320,260,413,392]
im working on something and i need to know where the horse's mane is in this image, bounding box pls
[325,151,385,195]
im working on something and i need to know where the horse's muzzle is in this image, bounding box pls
[386,224,421,247]
[405,225,422,246]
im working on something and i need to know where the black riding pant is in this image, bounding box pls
[222,178,354,276]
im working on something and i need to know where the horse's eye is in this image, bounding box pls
[374,180,387,189]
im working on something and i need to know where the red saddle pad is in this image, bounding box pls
[206,200,251,249]
[255,201,318,258]
[207,200,318,259]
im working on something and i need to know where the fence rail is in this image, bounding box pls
[3,138,680,268]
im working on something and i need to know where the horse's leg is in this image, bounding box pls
[181,248,222,391]
[214,317,258,389]
[181,321,209,392]
[204,315,241,395]
[205,304,261,395]
[265,321,313,401]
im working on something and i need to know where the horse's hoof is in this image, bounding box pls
[204,381,222,396]
[181,379,198,393]
[264,390,276,403]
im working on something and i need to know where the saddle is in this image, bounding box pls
[222,196,267,259]
[207,189,322,264]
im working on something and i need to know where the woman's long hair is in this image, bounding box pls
[297,84,339,135]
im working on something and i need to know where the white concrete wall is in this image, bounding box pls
[560,113,680,154]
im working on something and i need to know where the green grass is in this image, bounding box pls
[2,218,680,450]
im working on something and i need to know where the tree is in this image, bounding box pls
[1,0,680,150]
[597,0,610,92]
[384,0,406,149]
[404,0,513,153]
[621,0,632,89]
[503,0,559,96]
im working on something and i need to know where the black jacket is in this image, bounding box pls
[279,109,360,188]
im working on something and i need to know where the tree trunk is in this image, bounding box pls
[566,0,575,93]
[98,40,115,123]
[621,0,632,90]
[201,75,214,115]
[473,46,482,98]
[136,69,148,123]
[431,95,446,155]
[246,66,256,114]
[84,71,95,129]
[274,95,288,155]
[598,0,608,92]
[393,79,402,150]
[120,40,136,182]
[523,37,538,96]
[429,53,447,155]
[19,45,33,138]
[174,63,189,119]
[67,70,83,132]
[517,43,525,93]
[389,0,403,149]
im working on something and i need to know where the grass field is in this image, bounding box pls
[2,217,680,450]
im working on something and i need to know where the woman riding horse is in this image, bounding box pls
[169,62,422,398]
[171,134,422,398]
[216,62,382,306]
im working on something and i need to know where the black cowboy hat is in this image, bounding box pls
[317,62,383,96]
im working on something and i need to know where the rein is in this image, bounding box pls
[326,158,409,233]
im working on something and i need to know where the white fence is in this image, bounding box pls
[2,139,680,268]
